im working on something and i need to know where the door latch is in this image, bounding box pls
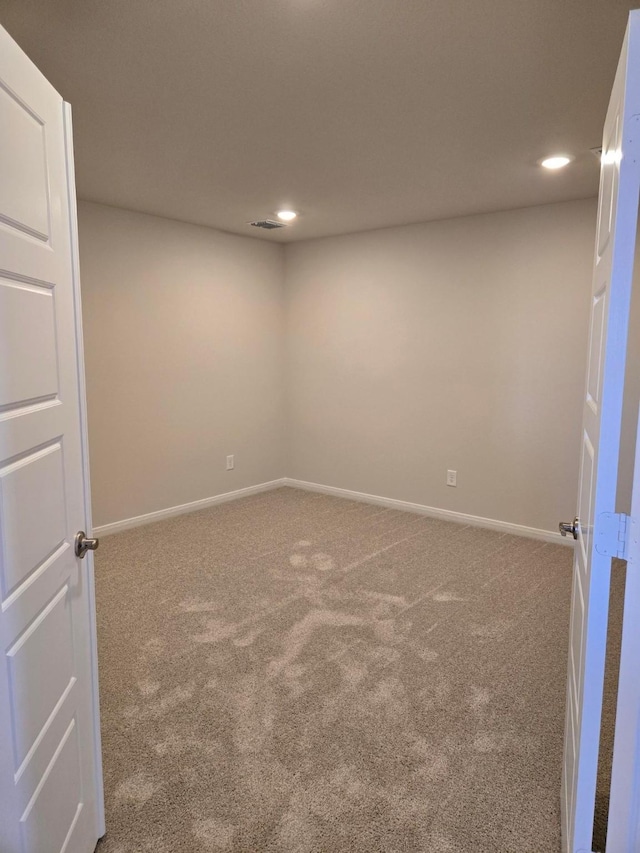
[559,517,580,540]
[75,531,99,559]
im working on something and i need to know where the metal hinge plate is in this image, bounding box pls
[596,512,635,561]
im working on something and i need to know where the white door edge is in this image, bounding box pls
[606,402,640,852]
[63,100,105,838]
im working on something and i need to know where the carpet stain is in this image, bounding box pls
[413,646,439,662]
[433,591,464,602]
[468,685,491,709]
[267,608,366,678]
[192,618,238,644]
[338,653,369,687]
[179,597,220,613]
[233,626,263,647]
[473,732,498,753]
[311,552,334,571]
[192,818,235,850]
[137,679,160,696]
[145,682,196,717]
[277,799,316,853]
[114,772,158,805]
[233,677,276,754]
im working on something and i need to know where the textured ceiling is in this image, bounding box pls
[0,1,635,241]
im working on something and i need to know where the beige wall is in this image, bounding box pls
[78,202,285,527]
[284,199,598,533]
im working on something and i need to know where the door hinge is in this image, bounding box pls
[596,512,635,561]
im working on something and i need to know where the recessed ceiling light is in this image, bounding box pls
[541,155,572,170]
[277,209,297,221]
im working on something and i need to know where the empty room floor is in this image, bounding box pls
[94,486,584,851]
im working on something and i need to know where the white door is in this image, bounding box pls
[605,404,640,852]
[0,25,104,853]
[562,11,640,853]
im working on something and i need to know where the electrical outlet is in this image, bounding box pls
[447,469,457,487]
[226,455,234,471]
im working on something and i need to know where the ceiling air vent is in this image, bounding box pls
[249,219,287,230]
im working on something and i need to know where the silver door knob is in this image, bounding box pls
[75,531,99,559]
[559,517,580,540]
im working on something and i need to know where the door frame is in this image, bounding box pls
[606,400,640,850]
[63,100,105,837]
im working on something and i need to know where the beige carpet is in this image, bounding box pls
[93,486,620,852]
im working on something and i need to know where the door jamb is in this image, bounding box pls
[606,401,640,851]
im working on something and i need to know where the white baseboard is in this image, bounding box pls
[94,475,570,547]
[283,478,571,546]
[93,478,287,536]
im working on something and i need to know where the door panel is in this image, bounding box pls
[8,582,76,768]
[562,12,640,852]
[0,443,67,596]
[596,118,617,260]
[586,287,606,416]
[0,280,58,405]
[0,24,103,853]
[21,718,83,853]
[0,82,50,240]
